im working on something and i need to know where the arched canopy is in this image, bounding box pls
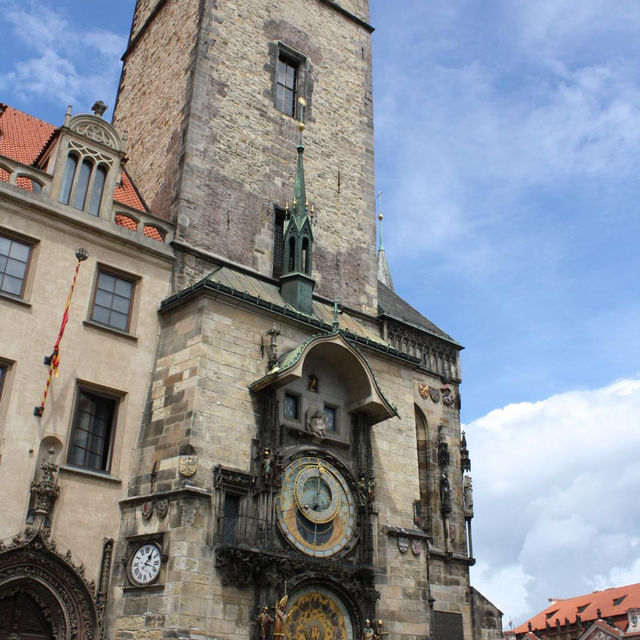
[250,332,396,424]
[0,531,98,640]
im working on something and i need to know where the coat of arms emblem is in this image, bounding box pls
[178,455,198,477]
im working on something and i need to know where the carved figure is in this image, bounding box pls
[437,428,450,467]
[357,475,367,507]
[306,408,327,438]
[463,475,474,518]
[374,620,388,640]
[363,619,374,640]
[262,448,274,483]
[273,595,288,640]
[256,606,273,640]
[367,477,376,504]
[308,375,319,392]
[440,471,452,516]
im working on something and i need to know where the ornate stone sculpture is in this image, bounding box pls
[437,428,450,468]
[440,471,452,516]
[463,475,474,519]
[29,448,60,529]
[306,408,327,438]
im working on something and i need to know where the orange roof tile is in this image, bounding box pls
[514,584,640,634]
[0,104,55,165]
[0,104,147,213]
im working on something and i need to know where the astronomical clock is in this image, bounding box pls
[215,332,396,640]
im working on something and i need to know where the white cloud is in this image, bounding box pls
[0,1,126,115]
[468,378,640,625]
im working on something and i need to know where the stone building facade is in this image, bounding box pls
[0,2,502,640]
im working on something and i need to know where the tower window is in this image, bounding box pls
[273,207,285,278]
[284,393,300,420]
[276,55,298,117]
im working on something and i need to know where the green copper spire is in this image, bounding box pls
[280,97,315,314]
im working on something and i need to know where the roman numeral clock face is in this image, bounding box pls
[129,543,162,586]
[275,457,356,557]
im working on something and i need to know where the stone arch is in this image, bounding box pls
[415,405,430,533]
[0,533,98,640]
[250,333,396,424]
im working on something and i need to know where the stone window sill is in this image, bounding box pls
[83,319,138,341]
[0,291,31,308]
[59,464,122,484]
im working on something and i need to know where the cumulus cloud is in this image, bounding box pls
[467,378,640,624]
[0,1,126,116]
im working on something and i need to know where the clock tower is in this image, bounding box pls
[107,2,498,640]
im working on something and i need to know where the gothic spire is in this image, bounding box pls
[377,208,394,291]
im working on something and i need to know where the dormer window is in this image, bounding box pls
[59,152,108,216]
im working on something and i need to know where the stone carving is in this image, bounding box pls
[437,428,450,468]
[68,114,122,151]
[449,524,456,542]
[141,501,153,519]
[179,454,198,477]
[441,387,455,407]
[262,448,275,484]
[306,408,327,438]
[460,431,471,473]
[29,449,60,529]
[367,477,376,504]
[429,386,441,403]
[96,538,114,639]
[357,475,367,507]
[0,529,98,640]
[463,475,474,519]
[440,471,452,516]
[397,536,408,553]
[411,539,422,556]
[156,499,169,520]
[418,383,430,399]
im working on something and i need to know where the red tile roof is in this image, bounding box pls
[0,104,55,164]
[0,104,147,213]
[514,584,640,634]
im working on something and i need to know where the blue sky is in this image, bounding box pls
[2,0,639,627]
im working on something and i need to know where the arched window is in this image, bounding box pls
[302,237,310,274]
[288,237,296,272]
[59,153,78,205]
[72,158,93,210]
[415,405,430,532]
[87,164,107,216]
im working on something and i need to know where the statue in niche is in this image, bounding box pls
[374,620,388,640]
[256,606,273,640]
[363,620,375,640]
[357,474,367,507]
[463,475,474,518]
[306,407,327,438]
[440,471,452,516]
[367,477,376,504]
[308,375,319,392]
[273,595,288,640]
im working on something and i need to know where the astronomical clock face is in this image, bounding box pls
[275,456,356,557]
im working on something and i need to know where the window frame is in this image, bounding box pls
[276,53,299,117]
[271,42,310,120]
[67,386,119,474]
[0,230,36,301]
[59,151,109,217]
[89,265,137,334]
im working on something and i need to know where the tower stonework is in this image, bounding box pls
[113,0,378,314]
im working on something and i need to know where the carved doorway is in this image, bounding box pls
[0,592,53,640]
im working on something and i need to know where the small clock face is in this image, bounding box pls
[129,543,162,586]
[275,456,356,557]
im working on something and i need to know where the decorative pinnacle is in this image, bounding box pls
[91,100,108,117]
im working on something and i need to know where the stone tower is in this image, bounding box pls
[107,2,500,640]
[113,0,378,314]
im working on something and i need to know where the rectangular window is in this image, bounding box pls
[284,393,299,420]
[0,235,32,297]
[324,406,336,432]
[68,389,116,472]
[221,494,240,545]
[91,269,134,332]
[276,55,298,117]
[273,207,285,278]
[0,364,7,401]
